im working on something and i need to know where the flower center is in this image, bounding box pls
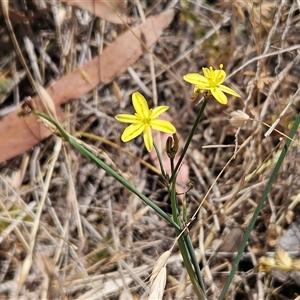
[204,64,225,87]
[135,112,152,126]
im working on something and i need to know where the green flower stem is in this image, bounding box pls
[170,158,175,175]
[170,179,206,300]
[170,178,205,293]
[170,99,208,182]
[183,199,187,223]
[153,142,167,179]
[34,110,181,231]
[218,111,300,300]
[155,132,205,296]
[184,234,206,295]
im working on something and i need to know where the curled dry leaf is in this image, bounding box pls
[0,9,175,162]
[148,250,170,299]
[113,81,122,104]
[229,110,249,127]
[35,82,57,120]
[150,250,171,284]
[148,267,167,300]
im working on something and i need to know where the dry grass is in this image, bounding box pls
[1,0,300,299]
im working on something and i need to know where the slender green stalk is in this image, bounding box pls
[218,111,300,300]
[153,142,167,179]
[183,234,206,294]
[169,173,181,230]
[180,191,205,294]
[36,109,207,297]
[170,158,175,175]
[182,198,187,223]
[170,99,208,182]
[34,110,181,231]
[165,99,208,296]
[170,179,206,300]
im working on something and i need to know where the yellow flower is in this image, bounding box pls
[183,64,240,104]
[115,92,176,152]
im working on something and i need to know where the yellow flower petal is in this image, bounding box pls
[211,88,227,105]
[151,106,169,119]
[132,92,149,118]
[214,69,226,84]
[219,84,240,97]
[202,67,211,79]
[183,65,240,105]
[115,92,176,152]
[151,120,176,133]
[183,73,209,88]
[121,123,144,142]
[115,114,139,123]
[143,126,153,152]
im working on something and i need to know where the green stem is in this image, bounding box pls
[170,99,208,182]
[34,111,181,231]
[170,176,206,299]
[184,234,206,294]
[170,158,175,175]
[218,111,300,300]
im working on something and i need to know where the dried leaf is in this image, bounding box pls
[78,65,92,85]
[229,110,249,127]
[0,9,175,162]
[113,80,122,103]
[219,227,244,252]
[61,0,135,24]
[35,82,57,120]
[150,250,171,284]
[257,72,275,91]
[232,0,245,23]
[148,267,167,300]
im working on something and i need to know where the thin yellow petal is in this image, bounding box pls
[121,123,144,142]
[151,106,169,119]
[151,120,176,133]
[202,67,210,78]
[115,114,139,123]
[183,73,209,88]
[143,126,153,152]
[214,69,226,84]
[211,88,227,104]
[132,92,149,118]
[219,84,240,97]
